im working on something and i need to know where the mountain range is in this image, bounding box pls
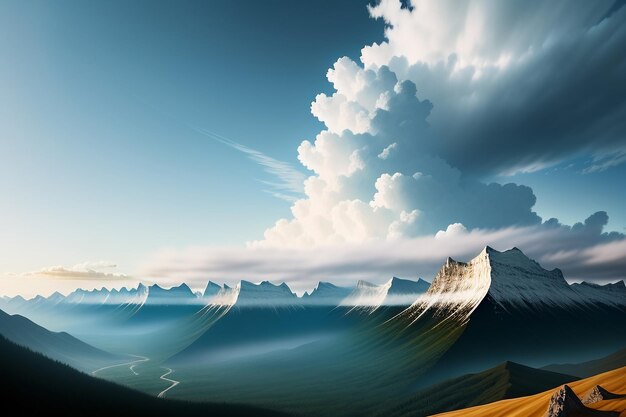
[0,276,432,313]
[0,246,624,417]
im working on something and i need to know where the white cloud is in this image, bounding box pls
[377,142,397,160]
[435,223,467,239]
[25,263,131,280]
[70,261,117,270]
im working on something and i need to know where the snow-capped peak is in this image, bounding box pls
[302,282,352,305]
[207,280,298,308]
[342,277,430,312]
[403,246,603,324]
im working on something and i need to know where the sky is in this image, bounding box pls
[1,0,625,296]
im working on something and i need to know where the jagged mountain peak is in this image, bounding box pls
[239,280,294,293]
[387,277,430,294]
[544,384,618,417]
[573,280,626,292]
[581,385,626,405]
[232,280,297,306]
[203,281,222,297]
[406,246,589,322]
[570,280,626,308]
[302,281,352,304]
[144,282,197,305]
[47,291,64,301]
[343,277,429,311]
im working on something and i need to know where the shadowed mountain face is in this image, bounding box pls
[398,247,626,385]
[377,361,579,417]
[302,282,352,305]
[0,247,624,417]
[167,305,362,366]
[0,335,292,417]
[0,308,126,372]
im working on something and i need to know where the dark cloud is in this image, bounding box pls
[365,1,626,176]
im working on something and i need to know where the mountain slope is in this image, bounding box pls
[400,247,626,382]
[570,281,626,309]
[0,335,292,417]
[0,308,126,372]
[302,282,352,305]
[432,366,626,417]
[145,283,199,305]
[342,277,429,312]
[377,361,579,417]
[543,348,626,378]
[235,280,297,306]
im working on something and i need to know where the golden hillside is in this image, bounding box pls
[433,366,626,417]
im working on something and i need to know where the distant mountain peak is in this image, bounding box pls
[302,281,352,304]
[232,280,297,307]
[203,281,222,298]
[570,280,626,308]
[343,277,429,311]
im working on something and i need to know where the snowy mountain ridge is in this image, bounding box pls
[403,246,625,324]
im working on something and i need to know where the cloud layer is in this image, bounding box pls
[26,262,131,281]
[143,212,625,293]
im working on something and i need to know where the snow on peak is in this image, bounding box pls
[404,248,493,323]
[403,246,593,324]
[144,283,198,305]
[302,282,352,305]
[342,277,429,312]
[485,247,581,310]
[210,280,298,308]
[203,281,221,298]
[570,280,626,308]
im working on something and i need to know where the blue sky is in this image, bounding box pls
[1,0,625,295]
[0,0,383,272]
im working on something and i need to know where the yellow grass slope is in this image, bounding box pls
[433,366,626,417]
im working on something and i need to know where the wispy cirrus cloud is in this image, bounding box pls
[193,126,307,202]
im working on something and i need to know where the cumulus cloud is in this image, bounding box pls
[363,0,626,175]
[143,212,625,293]
[26,262,131,280]
[254,74,541,246]
[243,1,626,249]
